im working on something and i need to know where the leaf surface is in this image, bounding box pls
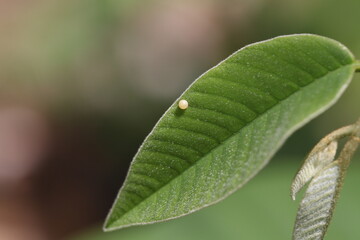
[291,141,338,200]
[104,34,357,231]
[293,162,341,240]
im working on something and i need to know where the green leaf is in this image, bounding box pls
[104,34,357,231]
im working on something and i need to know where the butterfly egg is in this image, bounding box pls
[178,99,189,110]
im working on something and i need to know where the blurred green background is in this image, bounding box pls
[72,158,360,240]
[0,0,360,239]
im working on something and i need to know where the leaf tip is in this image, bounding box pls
[102,218,114,232]
[102,225,111,232]
[102,208,122,232]
[102,219,125,233]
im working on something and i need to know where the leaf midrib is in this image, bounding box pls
[111,63,354,226]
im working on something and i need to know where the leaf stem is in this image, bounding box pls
[308,124,357,155]
[356,60,360,72]
[356,117,360,127]
[337,118,360,170]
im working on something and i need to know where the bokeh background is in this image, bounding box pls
[1,0,360,239]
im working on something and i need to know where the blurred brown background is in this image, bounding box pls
[1,0,360,239]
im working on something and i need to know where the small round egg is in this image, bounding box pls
[178,100,189,110]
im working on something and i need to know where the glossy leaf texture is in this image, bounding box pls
[104,34,357,231]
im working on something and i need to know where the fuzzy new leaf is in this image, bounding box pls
[293,161,341,240]
[291,141,338,200]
